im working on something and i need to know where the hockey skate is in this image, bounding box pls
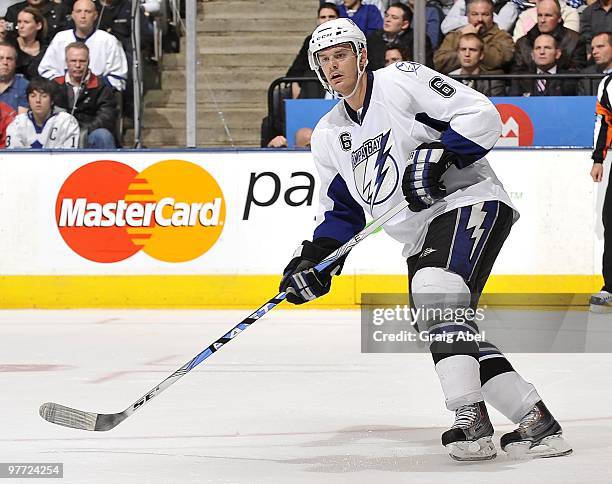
[589,290,612,313]
[500,400,573,459]
[441,401,496,461]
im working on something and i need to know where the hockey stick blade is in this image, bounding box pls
[39,199,409,431]
[39,402,127,431]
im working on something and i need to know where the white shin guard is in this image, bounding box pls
[435,355,483,411]
[481,370,541,423]
[412,267,482,410]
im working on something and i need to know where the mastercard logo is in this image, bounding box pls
[55,160,226,263]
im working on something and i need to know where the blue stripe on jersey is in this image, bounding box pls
[314,174,366,243]
[441,128,489,168]
[415,112,450,133]
[414,113,489,168]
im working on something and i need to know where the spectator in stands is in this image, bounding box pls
[338,0,384,37]
[267,135,288,148]
[4,0,69,43]
[295,127,313,148]
[513,0,586,72]
[449,33,507,95]
[0,19,8,43]
[430,0,456,14]
[510,33,578,94]
[0,41,28,113]
[385,44,410,65]
[580,0,612,56]
[513,0,580,41]
[38,0,128,90]
[326,0,388,17]
[0,100,16,148]
[367,2,434,69]
[96,0,132,50]
[53,42,118,149]
[287,2,339,100]
[434,0,515,73]
[267,127,314,149]
[5,76,79,148]
[403,0,444,49]
[12,7,48,80]
[442,0,520,35]
[1,1,23,18]
[579,31,612,94]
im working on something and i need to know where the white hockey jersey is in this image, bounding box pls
[311,62,516,258]
[38,29,128,91]
[5,111,80,149]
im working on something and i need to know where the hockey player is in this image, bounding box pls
[279,18,572,461]
[5,76,79,149]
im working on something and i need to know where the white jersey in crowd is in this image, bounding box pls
[311,62,516,258]
[38,29,128,90]
[5,111,80,149]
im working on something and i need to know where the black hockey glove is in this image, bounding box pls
[279,238,345,305]
[402,142,457,212]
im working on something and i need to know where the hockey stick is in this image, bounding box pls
[39,199,409,431]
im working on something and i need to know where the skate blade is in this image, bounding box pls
[504,434,573,460]
[589,303,612,313]
[446,436,497,462]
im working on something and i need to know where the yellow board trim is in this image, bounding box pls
[0,275,603,309]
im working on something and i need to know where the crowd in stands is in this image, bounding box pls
[288,0,612,98]
[0,0,159,149]
[262,0,611,146]
[1,0,610,149]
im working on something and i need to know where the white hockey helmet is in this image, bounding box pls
[308,18,367,96]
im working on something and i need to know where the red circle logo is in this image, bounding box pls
[495,104,534,147]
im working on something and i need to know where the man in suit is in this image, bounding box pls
[510,33,577,95]
[512,0,586,73]
[579,32,612,96]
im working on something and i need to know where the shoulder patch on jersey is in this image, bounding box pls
[429,76,456,98]
[339,132,352,151]
[395,61,421,74]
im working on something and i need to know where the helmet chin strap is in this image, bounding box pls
[335,58,368,101]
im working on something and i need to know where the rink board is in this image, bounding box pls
[0,148,604,307]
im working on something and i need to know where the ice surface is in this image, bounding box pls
[1,309,611,483]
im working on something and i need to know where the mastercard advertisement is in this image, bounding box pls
[55,159,226,263]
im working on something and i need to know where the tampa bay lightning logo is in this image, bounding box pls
[395,61,421,74]
[351,130,399,210]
